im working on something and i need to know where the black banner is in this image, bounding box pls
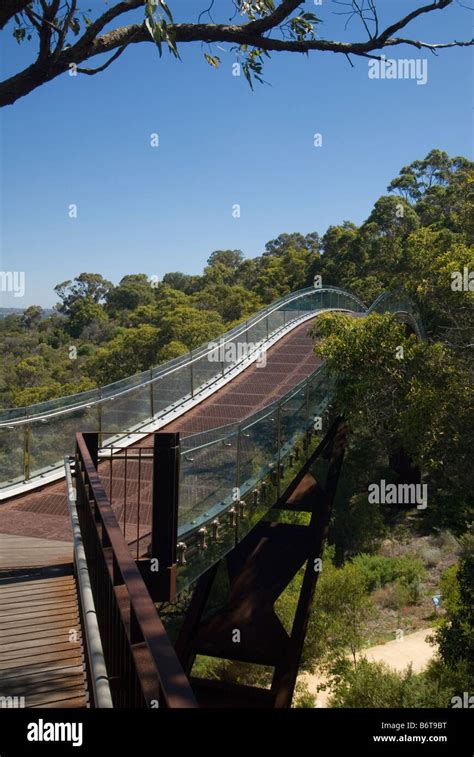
[0,707,471,756]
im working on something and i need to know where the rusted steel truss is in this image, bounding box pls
[175,417,348,708]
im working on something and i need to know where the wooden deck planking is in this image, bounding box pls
[0,614,79,632]
[0,533,72,570]
[0,537,88,708]
[0,657,85,679]
[0,622,80,640]
[1,663,85,682]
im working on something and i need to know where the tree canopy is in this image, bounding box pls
[1,149,471,416]
[1,1,473,106]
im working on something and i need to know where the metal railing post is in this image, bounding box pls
[149,368,154,418]
[235,425,242,546]
[150,432,180,601]
[97,390,102,440]
[190,352,194,397]
[220,338,225,377]
[305,379,311,462]
[24,422,30,481]
[83,432,99,468]
[276,403,282,499]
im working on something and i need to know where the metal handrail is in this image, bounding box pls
[0,286,367,426]
[0,288,422,493]
[94,289,423,590]
[75,432,198,708]
[68,292,423,598]
[367,289,426,340]
[64,455,113,709]
[180,291,425,454]
[181,363,326,455]
[175,292,425,547]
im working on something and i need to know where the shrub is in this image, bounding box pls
[351,553,426,594]
[292,681,317,708]
[77,343,95,357]
[380,581,412,610]
[419,545,442,567]
[328,659,446,708]
[404,575,423,604]
[351,554,397,591]
[393,554,426,588]
[305,562,375,665]
[435,530,461,554]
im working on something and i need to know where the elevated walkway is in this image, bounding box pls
[0,287,424,709]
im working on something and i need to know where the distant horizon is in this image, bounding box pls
[0,147,469,309]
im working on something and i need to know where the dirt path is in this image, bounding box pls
[300,628,436,707]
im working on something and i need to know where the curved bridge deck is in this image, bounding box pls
[0,318,320,709]
[0,319,320,543]
[0,288,423,709]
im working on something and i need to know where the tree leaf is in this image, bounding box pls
[158,0,174,23]
[204,53,221,68]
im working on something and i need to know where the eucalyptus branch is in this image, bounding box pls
[1,0,472,107]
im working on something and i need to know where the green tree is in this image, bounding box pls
[306,561,375,666]
[354,197,420,286]
[21,305,43,330]
[87,324,160,384]
[389,151,474,235]
[14,354,47,388]
[319,222,361,289]
[159,305,224,350]
[264,232,320,258]
[435,533,474,689]
[388,149,462,203]
[162,272,201,294]
[206,249,244,279]
[144,285,225,349]
[311,313,474,531]
[192,284,261,324]
[394,227,474,349]
[105,274,155,316]
[362,196,420,239]
[55,273,113,315]
[67,297,108,339]
[328,659,443,708]
[157,339,188,362]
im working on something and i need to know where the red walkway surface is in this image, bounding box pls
[0,320,320,543]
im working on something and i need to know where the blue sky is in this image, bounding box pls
[0,0,472,307]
